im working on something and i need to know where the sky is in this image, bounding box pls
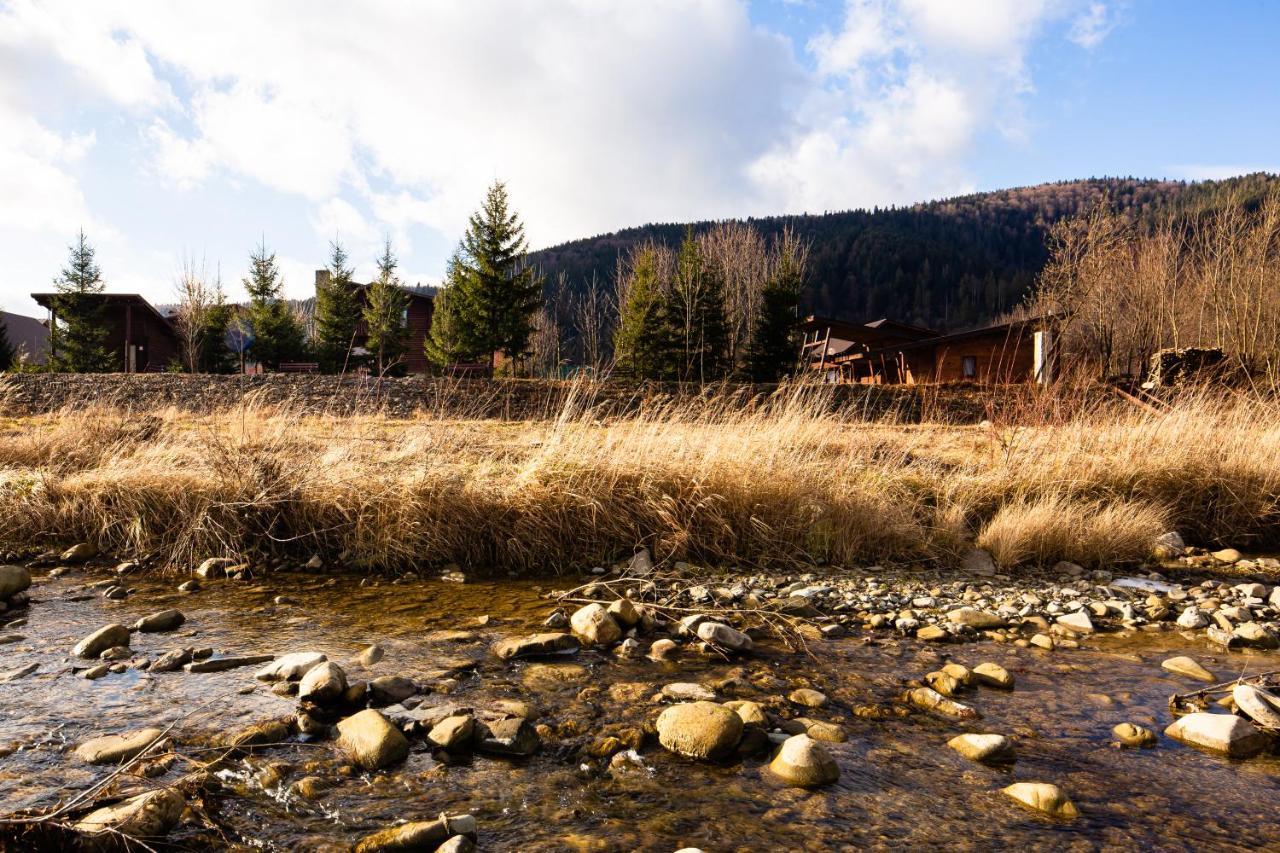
[1,0,1278,316]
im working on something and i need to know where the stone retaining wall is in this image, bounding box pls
[0,373,1005,422]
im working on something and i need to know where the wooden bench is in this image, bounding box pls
[278,362,320,374]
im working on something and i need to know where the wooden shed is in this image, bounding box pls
[32,292,181,372]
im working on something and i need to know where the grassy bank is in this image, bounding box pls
[0,381,1274,574]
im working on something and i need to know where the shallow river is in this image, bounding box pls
[3,570,1280,851]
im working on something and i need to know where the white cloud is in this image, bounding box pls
[751,0,1106,211]
[1069,2,1117,49]
[0,0,1125,312]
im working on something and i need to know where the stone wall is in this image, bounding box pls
[0,373,1001,422]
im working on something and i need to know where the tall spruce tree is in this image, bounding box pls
[612,244,671,379]
[747,230,806,381]
[670,230,728,382]
[313,239,362,373]
[453,182,541,370]
[363,239,410,375]
[244,241,306,371]
[50,231,113,373]
[424,251,474,368]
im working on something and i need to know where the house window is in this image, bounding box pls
[962,356,977,379]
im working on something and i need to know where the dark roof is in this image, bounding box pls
[863,317,1044,357]
[863,318,939,338]
[31,292,178,334]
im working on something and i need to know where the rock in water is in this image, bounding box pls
[648,639,679,661]
[255,652,328,682]
[73,624,130,659]
[132,609,185,633]
[569,603,621,646]
[972,662,1014,689]
[789,688,828,708]
[607,598,641,628]
[696,621,753,652]
[1112,723,1157,748]
[75,728,165,764]
[1164,712,1269,758]
[299,662,348,705]
[354,814,477,853]
[490,632,580,660]
[369,675,417,705]
[656,701,744,761]
[427,715,476,750]
[1161,656,1215,683]
[1231,684,1280,729]
[662,682,716,702]
[476,716,540,756]
[947,733,1015,763]
[0,565,31,599]
[359,644,385,666]
[768,734,840,787]
[1002,782,1078,819]
[74,788,184,845]
[336,709,409,769]
[908,687,979,720]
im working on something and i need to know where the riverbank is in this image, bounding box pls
[5,556,1280,850]
[0,384,1274,574]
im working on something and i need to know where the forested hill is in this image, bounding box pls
[528,173,1278,333]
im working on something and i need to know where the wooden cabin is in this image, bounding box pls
[802,315,1057,385]
[32,292,181,372]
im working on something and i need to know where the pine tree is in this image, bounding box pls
[363,239,410,375]
[313,240,362,373]
[453,182,541,370]
[50,231,113,373]
[244,241,306,371]
[424,251,474,368]
[669,230,728,382]
[747,229,806,381]
[612,244,671,378]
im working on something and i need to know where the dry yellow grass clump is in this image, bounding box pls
[0,381,1274,575]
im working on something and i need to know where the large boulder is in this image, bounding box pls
[0,565,31,600]
[255,652,328,682]
[73,788,184,845]
[1002,782,1078,819]
[490,632,580,660]
[336,709,409,769]
[427,715,476,750]
[73,624,130,659]
[570,603,621,646]
[74,728,166,764]
[132,609,185,633]
[768,734,839,787]
[298,662,348,705]
[1165,712,1269,758]
[1232,684,1280,729]
[369,675,417,706]
[1055,611,1094,634]
[354,814,477,853]
[655,701,743,761]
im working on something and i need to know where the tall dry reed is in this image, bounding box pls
[0,380,1273,575]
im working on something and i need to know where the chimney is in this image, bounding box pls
[315,269,331,295]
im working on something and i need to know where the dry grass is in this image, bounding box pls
[0,380,1274,575]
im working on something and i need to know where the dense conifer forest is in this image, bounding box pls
[529,174,1279,332]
